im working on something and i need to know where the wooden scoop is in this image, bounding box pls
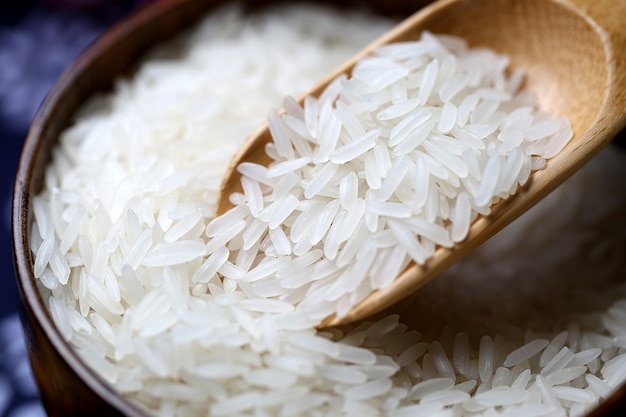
[217,0,626,327]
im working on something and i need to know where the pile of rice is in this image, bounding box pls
[29,3,626,417]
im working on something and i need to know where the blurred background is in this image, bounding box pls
[0,1,147,416]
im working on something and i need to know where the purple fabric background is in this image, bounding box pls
[0,2,145,415]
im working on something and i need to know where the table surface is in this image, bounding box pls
[0,2,144,416]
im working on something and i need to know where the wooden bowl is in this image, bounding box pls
[11,0,626,416]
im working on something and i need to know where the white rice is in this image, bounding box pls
[29,2,626,417]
